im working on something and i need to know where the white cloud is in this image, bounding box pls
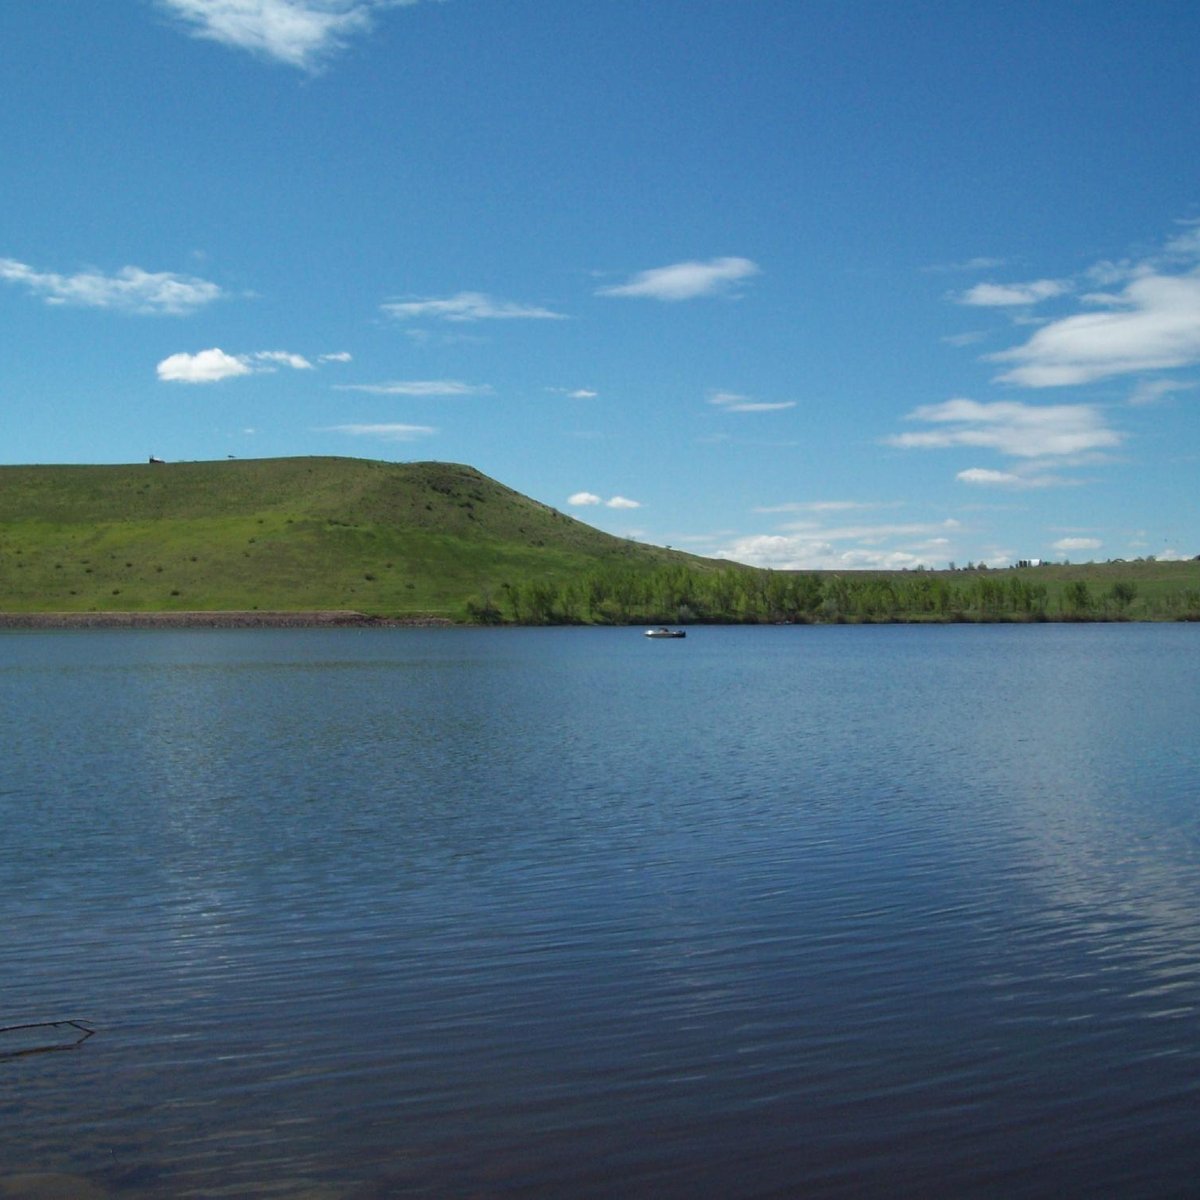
[956,278,1069,306]
[1164,220,1200,259]
[708,390,795,413]
[597,256,760,301]
[714,517,966,570]
[776,519,962,541]
[753,500,890,514]
[991,270,1200,386]
[568,389,597,399]
[157,347,316,382]
[955,467,1074,489]
[568,492,641,509]
[156,0,414,70]
[888,398,1122,459]
[334,379,489,396]
[1128,377,1196,406]
[923,256,1007,274]
[716,535,935,572]
[942,330,987,347]
[157,348,252,383]
[324,422,436,441]
[1052,536,1102,553]
[254,350,314,370]
[0,257,223,315]
[382,291,565,322]
[319,351,352,363]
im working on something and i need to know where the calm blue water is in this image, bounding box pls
[2,624,1198,1198]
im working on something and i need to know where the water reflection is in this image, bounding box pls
[2,625,1199,1198]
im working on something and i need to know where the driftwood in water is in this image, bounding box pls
[0,1020,95,1060]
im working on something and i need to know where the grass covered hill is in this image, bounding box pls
[0,456,716,618]
[1,456,1197,623]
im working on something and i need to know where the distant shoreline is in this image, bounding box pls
[0,611,455,630]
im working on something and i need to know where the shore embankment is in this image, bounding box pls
[0,611,454,629]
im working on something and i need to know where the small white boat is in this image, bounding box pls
[644,627,686,638]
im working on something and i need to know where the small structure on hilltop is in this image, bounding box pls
[149,455,165,464]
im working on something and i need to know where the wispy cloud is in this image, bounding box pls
[382,292,565,322]
[955,466,1077,490]
[547,387,598,399]
[597,257,760,301]
[323,422,436,441]
[923,256,1006,274]
[956,278,1069,307]
[333,379,489,396]
[1,257,223,315]
[318,351,352,363]
[157,347,314,382]
[1128,377,1196,406]
[753,500,895,514]
[1052,536,1102,554]
[887,398,1123,458]
[253,350,314,370]
[941,330,987,347]
[708,390,795,413]
[156,0,417,71]
[568,492,642,509]
[991,270,1200,386]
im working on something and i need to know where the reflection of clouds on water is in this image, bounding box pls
[5,625,1200,1196]
[902,626,1200,1026]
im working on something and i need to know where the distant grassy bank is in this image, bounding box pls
[1,457,1197,625]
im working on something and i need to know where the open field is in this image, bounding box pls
[1,457,1197,623]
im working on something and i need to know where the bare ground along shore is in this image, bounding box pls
[0,611,454,629]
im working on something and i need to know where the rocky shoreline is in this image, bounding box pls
[0,611,454,630]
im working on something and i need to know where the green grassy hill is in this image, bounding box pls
[0,457,712,618]
[2,457,1197,622]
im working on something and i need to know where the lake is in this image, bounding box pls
[2,624,1198,1198]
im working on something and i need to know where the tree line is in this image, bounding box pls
[465,565,1200,625]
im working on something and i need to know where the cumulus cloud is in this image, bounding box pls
[323,423,436,441]
[156,347,315,382]
[156,0,415,70]
[887,398,1122,459]
[990,270,1200,387]
[715,519,964,571]
[157,348,252,383]
[597,257,760,301]
[568,492,641,509]
[383,292,565,322]
[708,390,795,413]
[0,257,223,315]
[333,379,489,396]
[956,278,1070,306]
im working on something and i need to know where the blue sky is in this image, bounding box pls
[3,1,1199,568]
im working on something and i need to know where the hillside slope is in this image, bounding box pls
[0,457,712,617]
